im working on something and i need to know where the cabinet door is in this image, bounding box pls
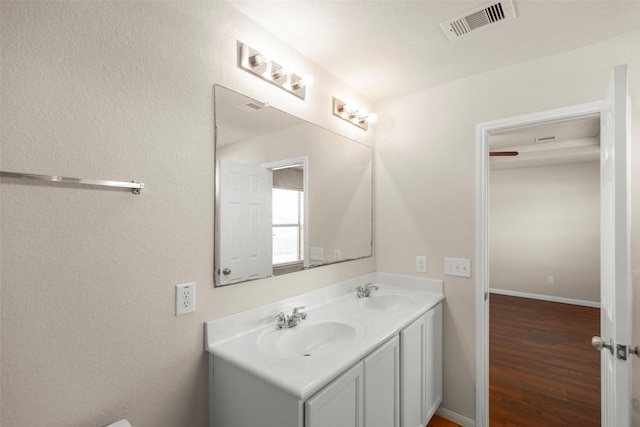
[424,303,443,421]
[305,362,364,427]
[400,314,426,427]
[364,336,400,427]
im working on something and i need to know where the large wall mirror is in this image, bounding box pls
[214,85,373,286]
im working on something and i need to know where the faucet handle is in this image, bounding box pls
[292,306,308,321]
[272,312,287,329]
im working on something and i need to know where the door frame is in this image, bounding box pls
[474,100,604,427]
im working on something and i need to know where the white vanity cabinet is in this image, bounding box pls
[306,335,401,427]
[364,336,400,427]
[305,361,364,427]
[400,303,443,427]
[206,277,444,427]
[424,303,443,421]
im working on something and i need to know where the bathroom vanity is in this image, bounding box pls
[204,273,444,427]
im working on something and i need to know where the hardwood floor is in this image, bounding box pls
[427,414,462,427]
[489,294,600,426]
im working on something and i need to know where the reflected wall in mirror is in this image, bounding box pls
[214,85,373,286]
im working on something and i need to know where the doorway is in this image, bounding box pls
[476,65,631,427]
[487,115,602,425]
[474,100,606,426]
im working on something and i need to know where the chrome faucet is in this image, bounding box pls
[356,282,379,298]
[272,306,308,329]
[272,312,288,330]
[287,306,308,328]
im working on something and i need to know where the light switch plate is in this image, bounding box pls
[444,257,471,278]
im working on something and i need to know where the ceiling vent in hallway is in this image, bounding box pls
[534,135,557,143]
[440,0,516,41]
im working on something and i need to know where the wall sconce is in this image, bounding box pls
[238,41,313,100]
[332,97,378,131]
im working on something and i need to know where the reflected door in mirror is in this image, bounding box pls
[218,159,273,285]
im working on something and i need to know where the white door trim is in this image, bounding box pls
[474,100,604,427]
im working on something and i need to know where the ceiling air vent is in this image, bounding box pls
[440,0,516,41]
[534,135,556,143]
[236,101,267,113]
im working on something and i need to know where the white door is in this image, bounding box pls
[218,159,273,285]
[596,63,631,426]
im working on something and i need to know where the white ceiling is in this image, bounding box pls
[228,0,640,102]
[489,114,601,170]
[216,86,304,145]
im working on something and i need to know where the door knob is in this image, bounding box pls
[592,336,614,354]
[222,268,231,275]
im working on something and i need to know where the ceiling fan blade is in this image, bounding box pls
[489,151,519,157]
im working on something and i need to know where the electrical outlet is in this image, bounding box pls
[444,257,471,278]
[310,247,324,261]
[416,256,427,273]
[175,282,196,315]
[333,249,342,261]
[547,276,554,284]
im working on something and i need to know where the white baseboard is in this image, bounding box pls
[435,407,475,427]
[489,288,600,308]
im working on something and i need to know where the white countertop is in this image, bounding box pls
[205,272,444,400]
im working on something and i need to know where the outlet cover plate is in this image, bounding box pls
[176,282,196,315]
[416,256,428,273]
[310,247,324,261]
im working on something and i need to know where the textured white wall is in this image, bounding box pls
[0,2,375,426]
[490,162,600,303]
[3,2,640,426]
[374,30,640,420]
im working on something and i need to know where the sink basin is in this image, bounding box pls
[362,293,413,310]
[259,321,357,358]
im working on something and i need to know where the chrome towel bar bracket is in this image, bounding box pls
[0,171,145,195]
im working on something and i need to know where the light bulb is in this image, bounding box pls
[249,54,264,67]
[365,113,379,124]
[272,65,290,80]
[344,101,358,114]
[292,74,314,90]
[300,74,314,87]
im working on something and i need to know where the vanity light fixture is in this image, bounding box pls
[238,41,313,100]
[332,97,379,131]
